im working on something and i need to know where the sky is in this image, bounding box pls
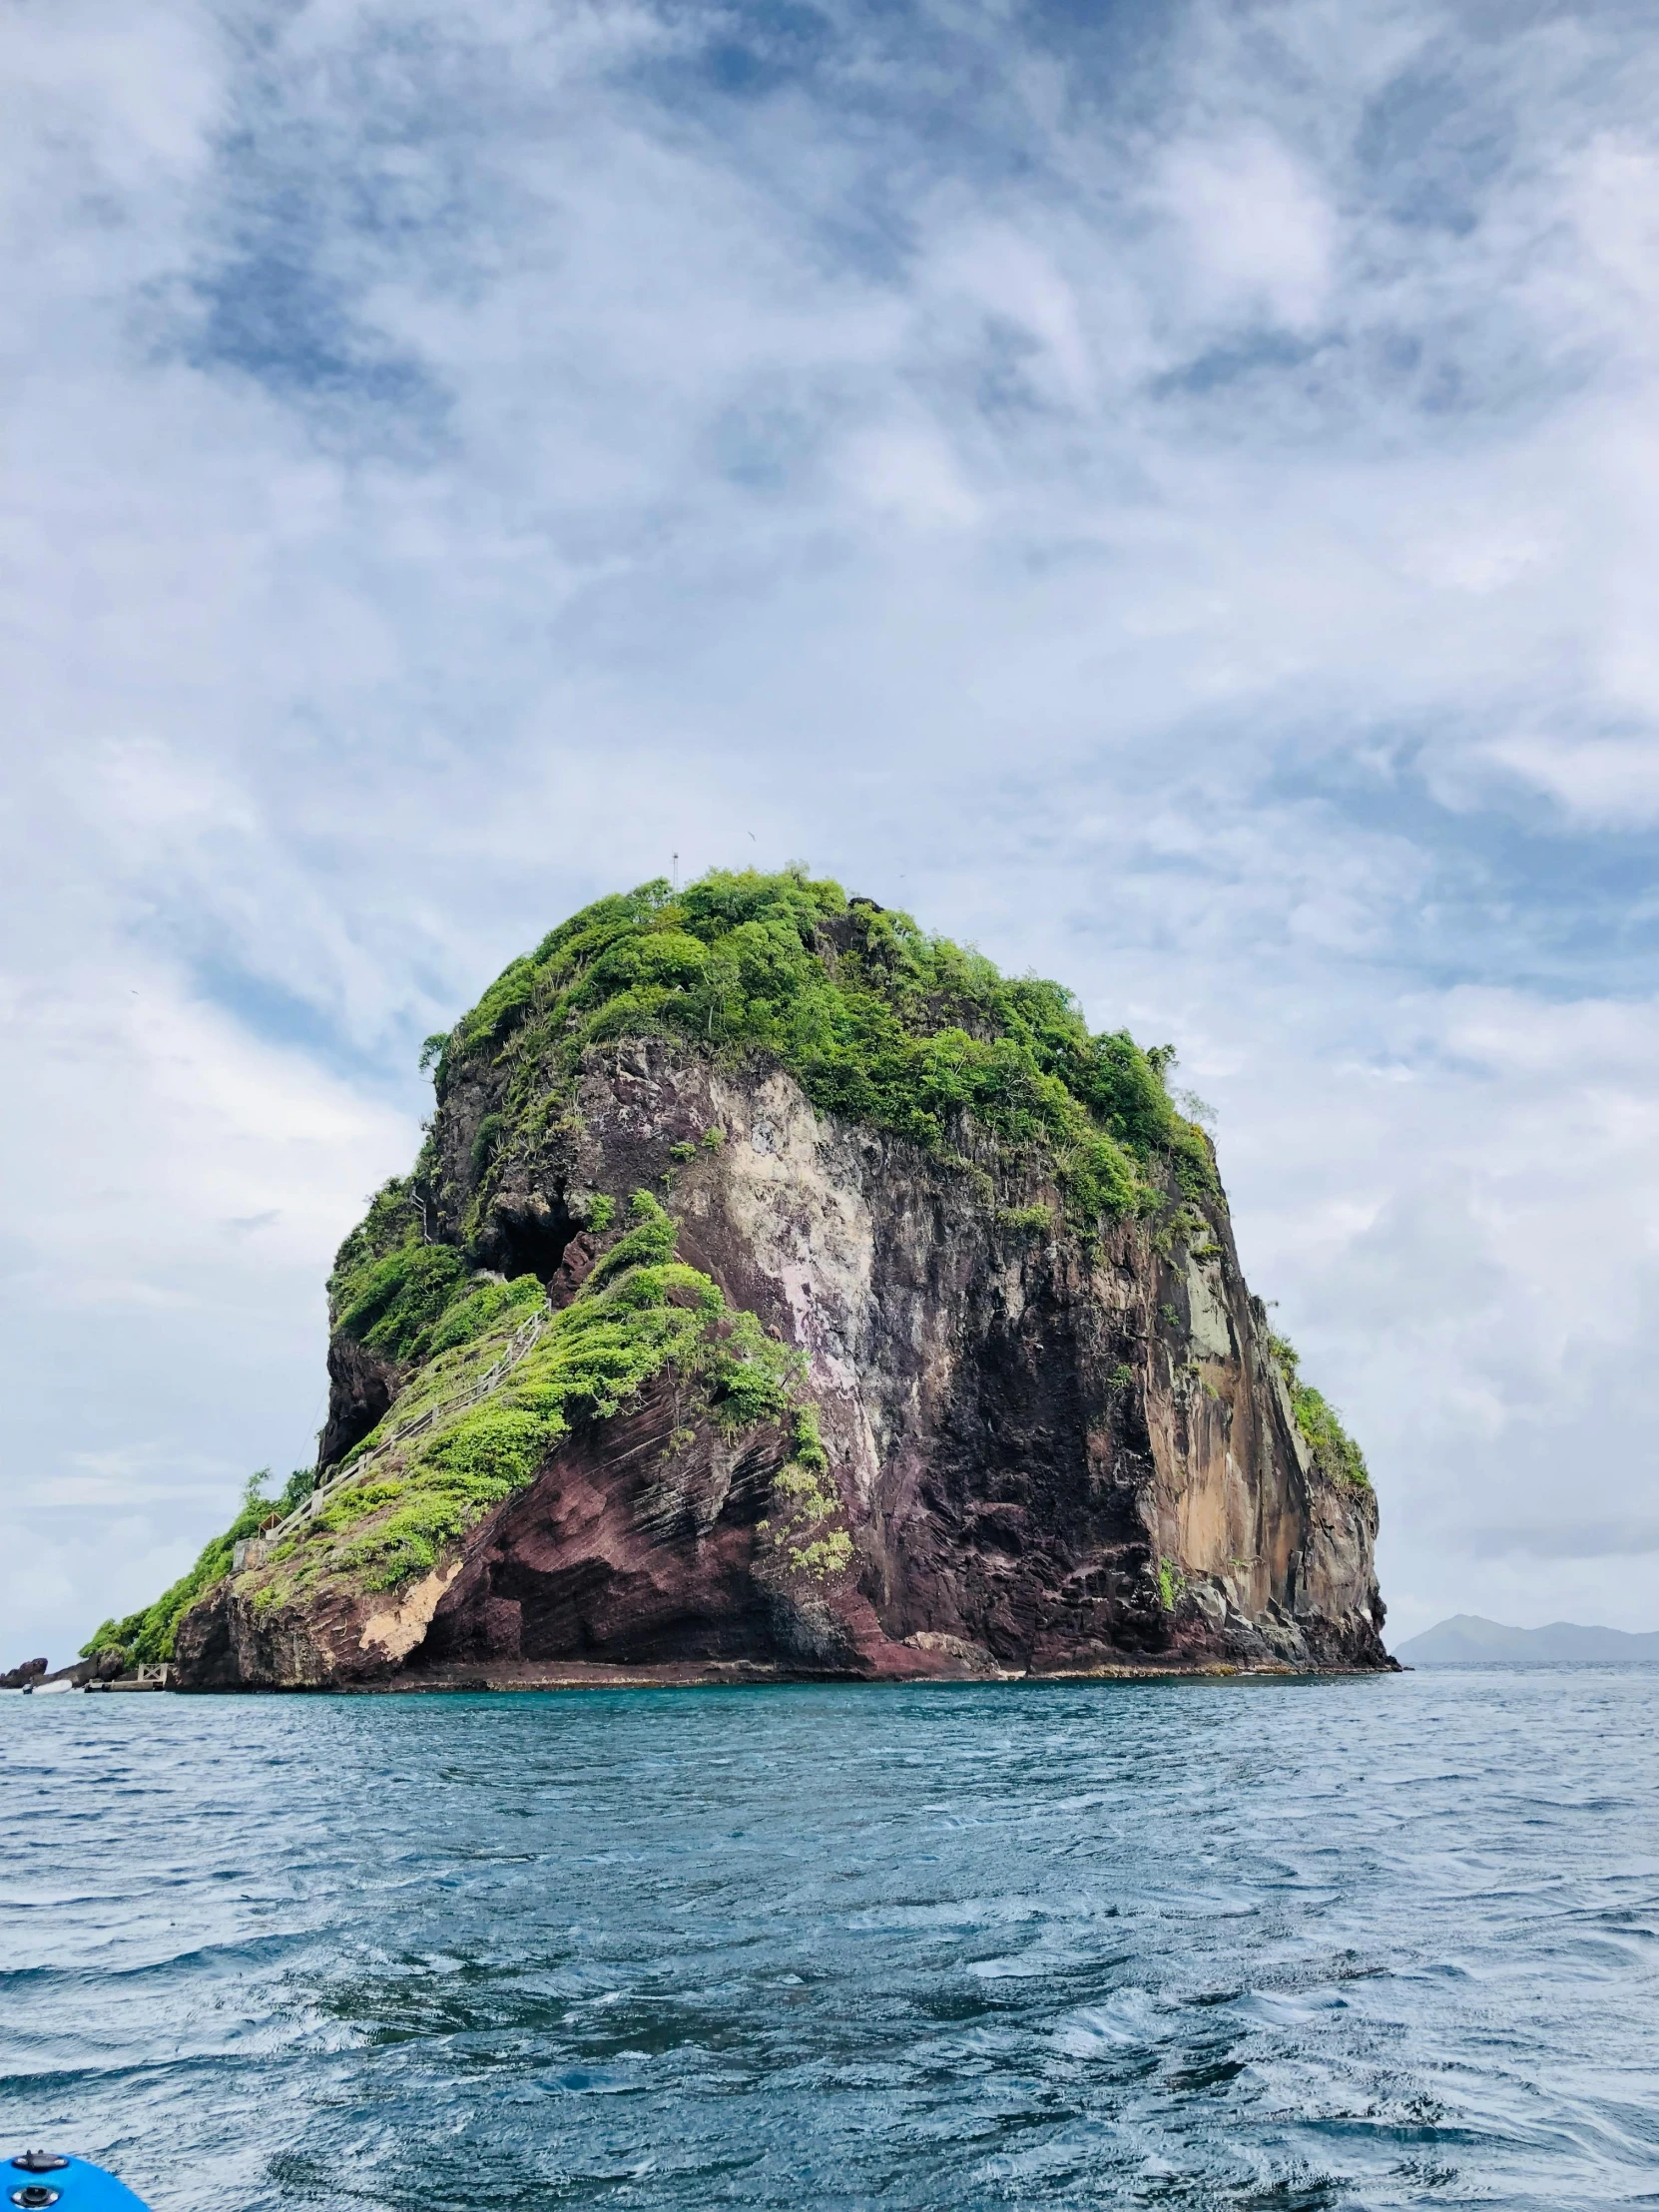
[4,0,1658,1661]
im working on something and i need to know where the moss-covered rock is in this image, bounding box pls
[425,868,1214,1246]
[238,1191,814,1616]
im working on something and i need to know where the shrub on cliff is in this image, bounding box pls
[321,872,1219,1384]
[1269,1335,1370,1488]
[257,1192,816,1598]
[79,1466,316,1664]
[756,1406,853,1582]
[426,869,1213,1232]
[99,1189,826,1639]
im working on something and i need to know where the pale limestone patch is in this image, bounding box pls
[1176,1458,1236,1571]
[1185,1250,1234,1362]
[1269,1357,1312,1474]
[709,1065,885,1500]
[903,1631,1006,1676]
[358,1560,463,1661]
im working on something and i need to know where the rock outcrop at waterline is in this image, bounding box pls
[166,871,1388,1688]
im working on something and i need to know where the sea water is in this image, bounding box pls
[2,1670,1657,2210]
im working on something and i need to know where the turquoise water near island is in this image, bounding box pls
[3,1671,1657,2211]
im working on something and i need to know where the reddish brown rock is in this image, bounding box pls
[178,1040,1389,1689]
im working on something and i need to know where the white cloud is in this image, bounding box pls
[841,422,982,529]
[0,0,221,204]
[1566,136,1659,325]
[1400,515,1558,598]
[923,220,1097,408]
[1211,984,1659,1635]
[1152,132,1337,331]
[1481,734,1659,824]
[0,964,413,1653]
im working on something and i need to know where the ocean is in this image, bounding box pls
[3,1669,1656,2209]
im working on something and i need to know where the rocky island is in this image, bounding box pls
[87,870,1390,1689]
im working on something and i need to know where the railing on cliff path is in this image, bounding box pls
[233,1305,551,1572]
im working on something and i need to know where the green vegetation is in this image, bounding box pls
[1269,1334,1371,1488]
[426,868,1211,1235]
[326,1178,464,1358]
[80,1466,314,1664]
[756,1407,853,1581]
[1156,1555,1187,1612]
[470,1111,505,1179]
[103,1190,830,1644]
[322,1179,544,1376]
[996,1202,1055,1235]
[266,1193,814,1596]
[316,871,1215,1506]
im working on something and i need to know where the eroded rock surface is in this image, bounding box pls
[179,1039,1389,1687]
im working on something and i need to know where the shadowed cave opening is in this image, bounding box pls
[318,1197,583,1473]
[478,1192,579,1287]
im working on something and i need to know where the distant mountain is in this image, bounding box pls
[1394,1614,1659,1665]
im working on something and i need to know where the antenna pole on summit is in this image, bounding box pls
[673,851,679,891]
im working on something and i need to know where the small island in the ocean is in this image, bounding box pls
[83,870,1391,1690]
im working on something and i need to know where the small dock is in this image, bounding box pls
[84,1664,175,1693]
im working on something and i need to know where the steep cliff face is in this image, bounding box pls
[175,872,1389,1688]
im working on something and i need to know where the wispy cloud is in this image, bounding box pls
[5,0,1659,1652]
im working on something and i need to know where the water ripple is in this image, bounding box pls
[3,1671,1659,2208]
